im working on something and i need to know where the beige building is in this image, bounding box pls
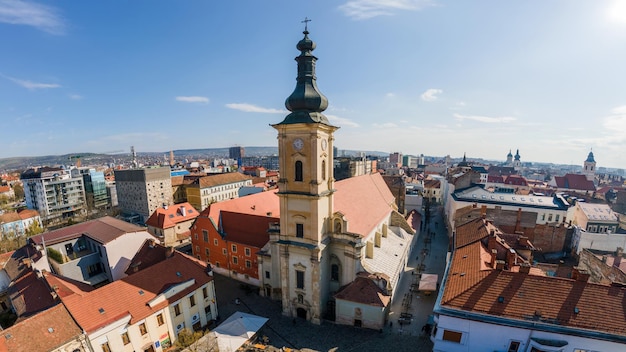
[185,173,253,211]
[572,202,619,234]
[114,167,173,223]
[146,202,199,247]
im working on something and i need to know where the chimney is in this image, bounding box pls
[572,267,590,282]
[374,232,381,247]
[519,263,531,274]
[506,248,516,269]
[617,247,624,258]
[515,208,522,233]
[480,205,487,218]
[180,206,186,216]
[490,249,497,267]
[166,246,175,259]
[488,231,497,251]
[382,223,388,238]
[495,260,506,270]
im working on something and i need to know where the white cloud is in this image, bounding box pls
[176,96,209,103]
[68,94,83,100]
[610,105,626,115]
[0,0,65,34]
[339,0,435,20]
[327,114,359,128]
[453,113,516,123]
[5,76,60,90]
[420,88,442,101]
[225,103,286,114]
[385,92,395,98]
[372,122,398,128]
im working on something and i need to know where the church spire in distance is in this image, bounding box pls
[279,18,332,126]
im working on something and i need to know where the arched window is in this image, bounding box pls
[295,161,303,182]
[331,264,339,281]
[321,160,326,180]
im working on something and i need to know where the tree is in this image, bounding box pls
[12,184,24,200]
[25,221,44,237]
[174,328,205,352]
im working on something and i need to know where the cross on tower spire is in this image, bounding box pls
[302,17,311,31]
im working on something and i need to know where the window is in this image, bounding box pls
[189,295,196,307]
[245,248,251,256]
[331,264,339,281]
[555,214,560,222]
[101,342,111,352]
[508,341,521,352]
[231,244,237,253]
[296,223,304,238]
[121,332,130,345]
[195,245,200,253]
[203,287,208,299]
[194,233,198,240]
[245,260,251,268]
[214,239,218,246]
[233,257,238,265]
[174,303,181,316]
[223,248,227,255]
[205,248,209,256]
[157,313,164,326]
[265,271,270,279]
[216,262,220,268]
[203,230,209,242]
[296,270,304,289]
[548,214,553,222]
[295,161,303,182]
[139,322,147,336]
[442,329,462,343]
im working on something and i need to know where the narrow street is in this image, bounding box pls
[387,205,449,344]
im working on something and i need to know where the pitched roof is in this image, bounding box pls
[0,212,20,224]
[4,245,43,281]
[30,216,145,246]
[0,304,82,352]
[145,202,198,229]
[441,240,626,339]
[8,270,57,319]
[553,174,595,191]
[197,173,252,188]
[504,175,528,186]
[0,185,11,193]
[334,277,390,307]
[219,211,277,248]
[576,202,619,223]
[17,209,39,220]
[124,239,170,275]
[454,217,495,249]
[51,251,212,333]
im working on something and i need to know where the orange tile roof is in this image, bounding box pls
[334,277,390,307]
[9,270,58,318]
[17,208,39,220]
[0,212,20,223]
[441,240,626,338]
[0,185,10,193]
[50,251,212,333]
[219,211,278,248]
[145,202,199,229]
[0,304,82,352]
[197,173,252,188]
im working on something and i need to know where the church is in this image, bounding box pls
[191,26,416,329]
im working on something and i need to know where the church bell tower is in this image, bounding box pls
[271,22,338,324]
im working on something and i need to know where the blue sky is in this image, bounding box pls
[2,0,626,169]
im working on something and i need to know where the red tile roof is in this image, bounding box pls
[0,185,10,193]
[334,277,390,307]
[453,217,496,249]
[0,212,20,223]
[442,239,626,338]
[197,173,252,188]
[17,209,39,220]
[124,239,170,275]
[145,202,198,229]
[504,175,529,186]
[0,304,83,352]
[9,270,57,319]
[553,174,595,191]
[30,216,145,246]
[50,251,212,333]
[219,211,278,248]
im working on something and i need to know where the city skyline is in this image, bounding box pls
[2,1,626,169]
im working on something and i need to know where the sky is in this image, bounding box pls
[2,0,626,169]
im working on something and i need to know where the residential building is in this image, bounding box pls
[45,243,217,352]
[185,173,253,211]
[0,304,90,352]
[548,173,596,194]
[389,152,402,167]
[0,209,41,238]
[445,186,572,235]
[21,167,87,223]
[29,216,157,285]
[114,167,173,224]
[146,202,199,247]
[572,202,619,234]
[333,156,375,181]
[0,185,14,199]
[240,156,280,171]
[432,218,626,351]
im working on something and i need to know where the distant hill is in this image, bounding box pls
[0,147,392,172]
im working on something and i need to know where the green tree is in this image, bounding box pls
[25,221,44,237]
[174,328,205,351]
[47,247,64,263]
[12,184,24,200]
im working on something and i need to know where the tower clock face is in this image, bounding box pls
[321,139,327,151]
[293,138,304,151]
